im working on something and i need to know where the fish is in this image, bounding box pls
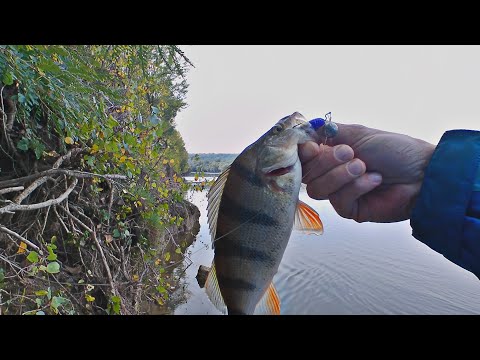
[204,111,324,315]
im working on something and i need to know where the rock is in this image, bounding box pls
[196,265,211,288]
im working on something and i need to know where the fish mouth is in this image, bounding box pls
[265,165,295,177]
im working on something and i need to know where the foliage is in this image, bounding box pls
[0,45,195,315]
[187,153,237,173]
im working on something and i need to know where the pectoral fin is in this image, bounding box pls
[294,200,324,235]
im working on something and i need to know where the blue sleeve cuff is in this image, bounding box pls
[410,130,480,278]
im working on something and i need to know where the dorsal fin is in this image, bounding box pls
[204,262,227,314]
[206,166,230,246]
[254,282,281,315]
[294,200,324,235]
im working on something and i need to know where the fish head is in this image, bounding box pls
[257,112,319,177]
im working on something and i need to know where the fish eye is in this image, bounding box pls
[273,124,283,134]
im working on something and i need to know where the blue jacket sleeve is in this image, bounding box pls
[410,130,480,279]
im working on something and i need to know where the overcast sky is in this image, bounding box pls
[175,45,480,154]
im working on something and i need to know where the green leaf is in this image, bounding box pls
[113,229,121,238]
[35,298,43,307]
[47,252,57,261]
[86,156,95,167]
[2,71,13,85]
[51,296,67,313]
[27,251,39,263]
[149,115,160,125]
[35,311,45,315]
[110,296,121,315]
[18,93,26,104]
[0,268,4,283]
[156,285,167,294]
[164,252,170,262]
[33,142,45,160]
[35,290,48,296]
[46,262,60,274]
[17,138,29,151]
[175,247,181,254]
[47,287,52,300]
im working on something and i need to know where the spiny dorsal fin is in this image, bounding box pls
[204,262,227,314]
[294,200,324,235]
[206,166,230,247]
[254,282,281,315]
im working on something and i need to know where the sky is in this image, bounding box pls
[175,45,480,154]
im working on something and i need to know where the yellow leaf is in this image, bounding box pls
[17,241,27,254]
[47,150,59,157]
[85,294,95,302]
[151,183,157,188]
[132,274,139,281]
[119,156,126,163]
[155,259,161,266]
[160,172,165,178]
[162,159,168,165]
[105,234,113,244]
[65,137,74,145]
[90,144,99,154]
[120,148,126,155]
[169,159,175,165]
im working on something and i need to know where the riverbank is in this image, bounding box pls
[0,198,201,315]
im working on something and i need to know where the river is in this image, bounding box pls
[167,177,480,315]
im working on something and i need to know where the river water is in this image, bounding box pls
[168,178,480,315]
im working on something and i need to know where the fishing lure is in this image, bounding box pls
[309,112,338,144]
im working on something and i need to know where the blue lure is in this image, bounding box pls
[308,112,338,139]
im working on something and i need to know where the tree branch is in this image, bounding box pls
[0,186,24,195]
[0,178,78,214]
[0,226,40,251]
[0,169,126,188]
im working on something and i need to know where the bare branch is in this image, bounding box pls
[0,169,126,188]
[0,226,40,251]
[14,176,49,204]
[0,178,78,214]
[0,186,24,195]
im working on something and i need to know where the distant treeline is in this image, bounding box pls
[188,153,238,173]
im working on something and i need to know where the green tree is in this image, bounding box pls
[0,45,194,315]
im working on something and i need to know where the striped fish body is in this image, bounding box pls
[205,112,324,315]
[214,149,302,314]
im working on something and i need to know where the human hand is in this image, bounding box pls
[299,124,436,222]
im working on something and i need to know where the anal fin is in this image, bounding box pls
[204,262,227,314]
[254,282,281,315]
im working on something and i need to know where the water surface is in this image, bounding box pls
[171,179,480,315]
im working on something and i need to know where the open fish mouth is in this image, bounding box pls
[265,165,295,177]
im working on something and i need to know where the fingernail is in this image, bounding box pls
[368,173,382,184]
[347,159,364,176]
[334,145,353,162]
[299,142,318,160]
